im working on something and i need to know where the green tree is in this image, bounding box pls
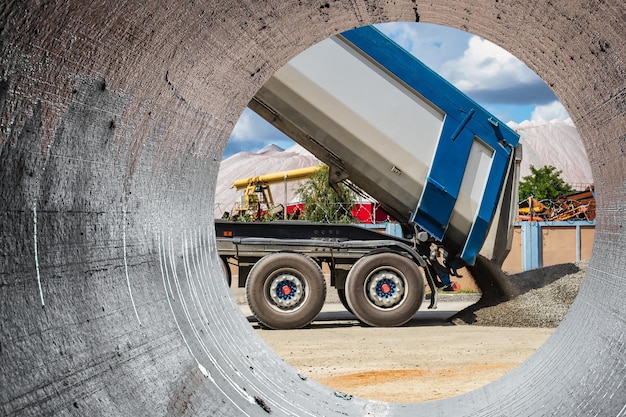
[518,165,574,202]
[295,165,357,223]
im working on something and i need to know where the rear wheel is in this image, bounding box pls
[345,252,424,327]
[246,252,326,329]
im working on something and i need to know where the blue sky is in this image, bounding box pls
[224,22,570,158]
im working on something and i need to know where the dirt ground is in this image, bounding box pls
[231,261,581,404]
[252,312,553,403]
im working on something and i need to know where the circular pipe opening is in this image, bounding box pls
[0,2,623,416]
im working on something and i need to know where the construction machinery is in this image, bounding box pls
[230,165,322,219]
[216,26,521,329]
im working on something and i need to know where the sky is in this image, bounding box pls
[224,22,571,158]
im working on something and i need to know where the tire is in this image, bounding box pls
[245,252,326,329]
[336,288,354,315]
[345,252,424,327]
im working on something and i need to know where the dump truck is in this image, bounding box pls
[216,26,521,329]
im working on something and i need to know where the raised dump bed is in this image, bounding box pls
[250,25,521,265]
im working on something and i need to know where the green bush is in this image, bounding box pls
[518,165,574,202]
[296,165,357,223]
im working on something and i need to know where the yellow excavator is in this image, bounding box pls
[230,165,323,219]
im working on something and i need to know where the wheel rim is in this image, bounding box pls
[365,267,406,309]
[267,270,306,310]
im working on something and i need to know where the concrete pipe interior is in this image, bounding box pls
[1,1,624,416]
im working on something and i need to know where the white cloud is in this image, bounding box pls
[229,107,293,143]
[441,36,538,93]
[378,25,556,106]
[531,101,570,121]
[225,107,295,157]
[229,109,255,142]
[376,22,469,72]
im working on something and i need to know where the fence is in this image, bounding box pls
[501,220,595,273]
[214,201,394,223]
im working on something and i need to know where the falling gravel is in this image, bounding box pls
[450,260,587,328]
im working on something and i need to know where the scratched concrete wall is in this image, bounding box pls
[0,1,624,416]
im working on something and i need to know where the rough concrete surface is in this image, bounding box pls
[1,1,625,417]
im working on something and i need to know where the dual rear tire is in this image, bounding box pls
[344,252,424,327]
[246,252,326,330]
[245,251,423,329]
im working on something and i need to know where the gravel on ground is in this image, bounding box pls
[451,260,587,327]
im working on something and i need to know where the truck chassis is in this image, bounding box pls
[216,220,456,329]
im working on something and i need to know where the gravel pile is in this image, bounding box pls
[450,260,587,328]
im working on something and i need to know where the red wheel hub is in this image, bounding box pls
[281,285,292,296]
[380,283,391,294]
